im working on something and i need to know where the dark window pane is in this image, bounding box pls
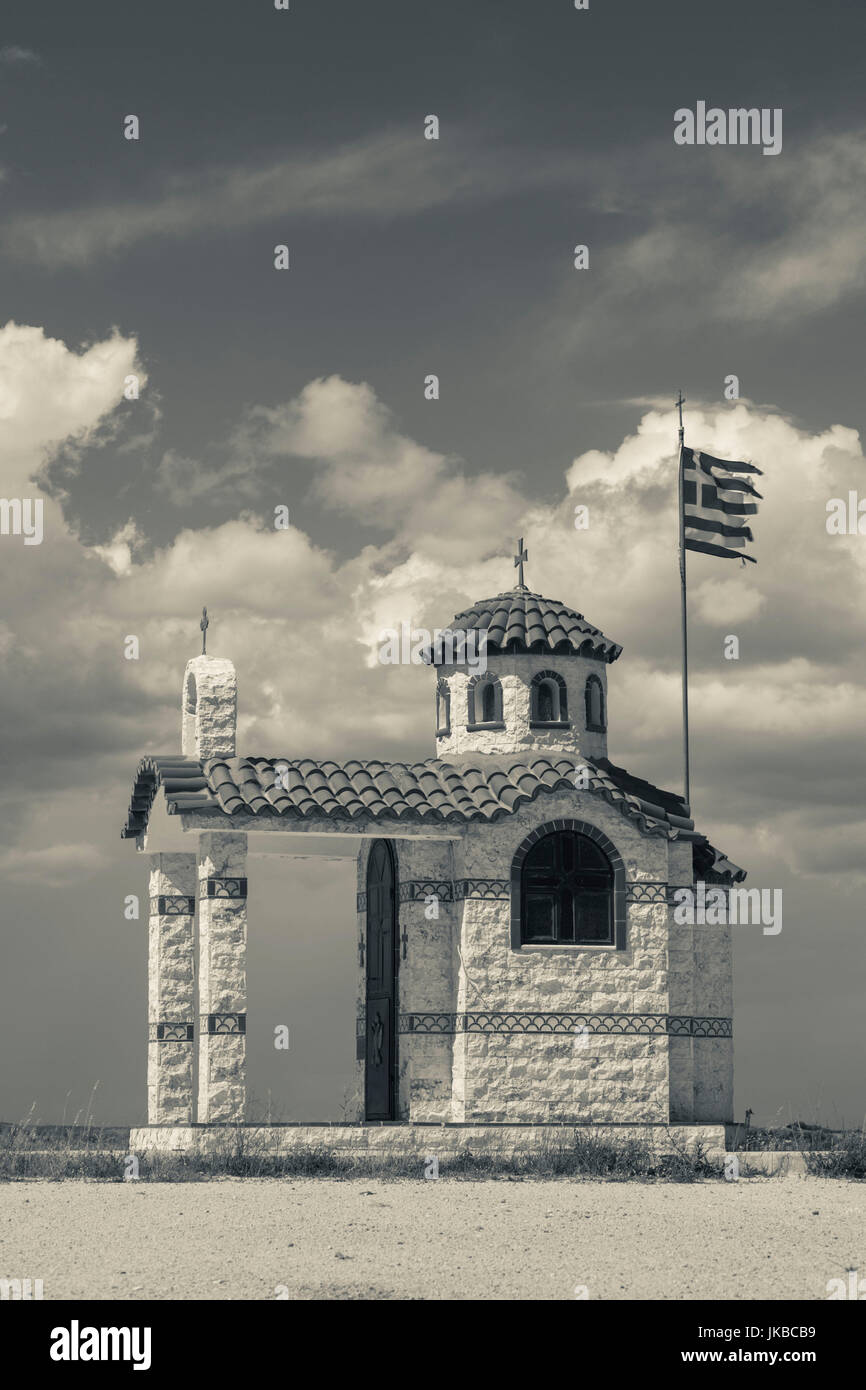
[521,830,614,946]
[526,835,556,868]
[575,892,613,943]
[558,887,574,942]
[524,893,556,942]
[538,683,554,721]
[481,682,496,722]
[577,838,609,871]
[561,833,575,872]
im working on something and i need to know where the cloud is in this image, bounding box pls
[0,843,106,884]
[1,129,580,268]
[693,577,766,625]
[90,519,146,577]
[532,128,866,365]
[0,45,39,65]
[0,321,143,492]
[158,376,528,563]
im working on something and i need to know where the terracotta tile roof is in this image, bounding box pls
[121,752,744,881]
[425,589,622,663]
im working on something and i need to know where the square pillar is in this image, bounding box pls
[197,831,248,1124]
[147,853,196,1125]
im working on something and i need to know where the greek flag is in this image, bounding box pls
[682,446,762,563]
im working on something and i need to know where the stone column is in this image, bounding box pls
[197,831,248,1124]
[147,853,196,1125]
[397,841,456,1123]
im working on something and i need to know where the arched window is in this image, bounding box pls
[467,674,503,727]
[435,678,451,736]
[585,675,606,732]
[530,670,569,726]
[519,829,613,945]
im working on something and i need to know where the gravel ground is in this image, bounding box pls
[1,1176,863,1300]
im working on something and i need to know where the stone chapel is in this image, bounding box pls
[122,558,744,1151]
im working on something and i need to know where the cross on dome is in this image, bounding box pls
[513,538,529,590]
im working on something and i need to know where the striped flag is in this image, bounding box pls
[682,446,763,563]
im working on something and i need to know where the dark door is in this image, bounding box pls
[365,840,397,1120]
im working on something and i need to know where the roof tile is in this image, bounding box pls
[425,589,621,663]
[121,752,743,881]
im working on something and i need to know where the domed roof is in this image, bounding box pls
[432,588,622,663]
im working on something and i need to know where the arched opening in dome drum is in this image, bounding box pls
[481,681,496,723]
[585,675,606,732]
[537,680,556,722]
[530,670,568,726]
[435,679,450,736]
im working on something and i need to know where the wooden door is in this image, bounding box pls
[365,840,397,1120]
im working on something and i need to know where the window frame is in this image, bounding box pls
[529,669,570,729]
[435,678,451,737]
[466,672,505,731]
[584,674,606,733]
[510,819,626,951]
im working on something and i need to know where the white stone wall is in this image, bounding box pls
[396,839,456,1122]
[667,838,734,1123]
[197,831,247,1123]
[147,853,196,1125]
[434,653,609,760]
[349,796,734,1125]
[181,655,237,760]
[450,792,669,1122]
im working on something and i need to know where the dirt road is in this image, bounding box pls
[1,1176,862,1300]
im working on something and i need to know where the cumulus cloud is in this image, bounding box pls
[90,519,146,577]
[0,322,142,493]
[229,376,527,557]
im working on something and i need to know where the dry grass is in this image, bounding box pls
[5,1093,864,1182]
[0,1115,726,1183]
[803,1128,866,1179]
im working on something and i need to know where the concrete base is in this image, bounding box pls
[711,1150,814,1176]
[129,1122,727,1158]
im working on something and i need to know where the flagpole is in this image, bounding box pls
[676,390,690,811]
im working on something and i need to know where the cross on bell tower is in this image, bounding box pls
[200,606,209,655]
[513,538,528,591]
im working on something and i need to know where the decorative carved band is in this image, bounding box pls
[203,1012,247,1035]
[626,882,668,904]
[666,885,731,906]
[399,880,453,903]
[360,878,688,911]
[399,1012,733,1038]
[149,1022,194,1042]
[454,879,511,901]
[151,895,196,916]
[206,878,248,899]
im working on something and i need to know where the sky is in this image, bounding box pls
[0,0,864,1128]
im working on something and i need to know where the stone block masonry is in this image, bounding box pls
[197,831,248,1123]
[147,853,196,1125]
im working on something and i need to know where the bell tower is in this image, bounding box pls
[427,543,621,761]
[181,607,237,759]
